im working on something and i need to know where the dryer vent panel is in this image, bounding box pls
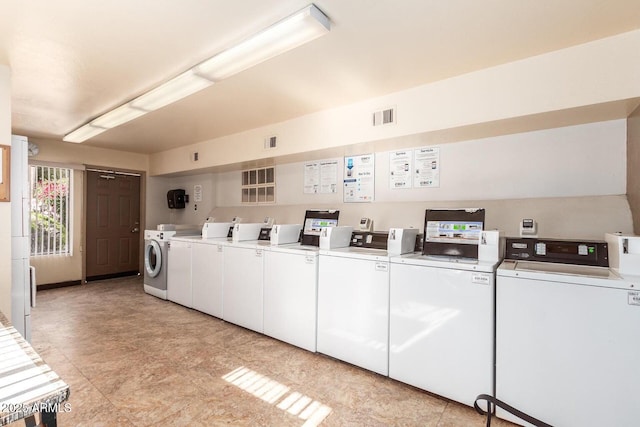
[372,107,396,126]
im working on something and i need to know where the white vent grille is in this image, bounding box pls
[372,107,396,126]
[264,135,277,149]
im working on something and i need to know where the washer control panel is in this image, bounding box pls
[505,237,608,267]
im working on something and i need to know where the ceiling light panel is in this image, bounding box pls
[90,103,147,128]
[63,124,108,143]
[195,4,330,81]
[130,70,214,111]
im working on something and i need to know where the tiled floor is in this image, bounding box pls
[15,276,516,426]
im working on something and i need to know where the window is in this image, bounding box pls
[241,166,275,204]
[30,165,72,256]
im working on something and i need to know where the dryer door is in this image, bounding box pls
[145,240,162,278]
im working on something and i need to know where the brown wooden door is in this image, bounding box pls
[86,170,141,281]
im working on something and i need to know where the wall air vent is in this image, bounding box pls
[372,107,396,126]
[264,135,278,149]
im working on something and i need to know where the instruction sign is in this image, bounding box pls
[344,154,375,202]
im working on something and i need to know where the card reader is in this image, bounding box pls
[519,219,538,237]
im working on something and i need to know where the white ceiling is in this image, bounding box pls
[2,0,640,154]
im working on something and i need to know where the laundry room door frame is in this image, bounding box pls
[83,166,146,282]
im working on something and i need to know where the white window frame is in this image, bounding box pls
[30,164,73,257]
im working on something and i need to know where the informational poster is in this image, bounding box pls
[414,146,440,188]
[343,154,375,202]
[319,160,338,194]
[389,150,412,189]
[303,162,320,193]
[304,160,339,194]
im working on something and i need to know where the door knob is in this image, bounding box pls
[131,227,140,233]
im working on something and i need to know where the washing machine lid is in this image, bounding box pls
[390,252,497,272]
[319,246,389,261]
[513,260,612,278]
[497,260,633,290]
[268,243,320,255]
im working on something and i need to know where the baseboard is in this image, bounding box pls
[37,280,82,290]
[85,271,140,282]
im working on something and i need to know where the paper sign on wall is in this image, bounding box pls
[344,154,375,202]
[193,184,203,202]
[303,162,320,193]
[414,147,440,188]
[319,160,338,193]
[304,160,339,194]
[389,150,412,189]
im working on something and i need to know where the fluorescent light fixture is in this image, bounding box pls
[90,103,147,128]
[63,124,108,143]
[195,4,330,81]
[130,70,214,111]
[63,3,330,143]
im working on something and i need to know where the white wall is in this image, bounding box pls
[0,65,11,317]
[210,120,632,240]
[145,176,172,230]
[150,30,640,176]
[167,173,217,226]
[144,173,218,231]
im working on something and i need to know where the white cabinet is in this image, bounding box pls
[166,239,192,308]
[192,241,224,318]
[317,252,390,375]
[223,244,264,333]
[264,248,318,352]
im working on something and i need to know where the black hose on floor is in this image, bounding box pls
[474,394,554,427]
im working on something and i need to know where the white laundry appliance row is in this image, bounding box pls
[315,208,504,411]
[163,211,343,352]
[155,208,508,414]
[152,208,640,426]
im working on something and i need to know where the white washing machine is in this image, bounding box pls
[264,242,319,352]
[389,231,502,406]
[222,223,267,333]
[496,237,640,427]
[318,246,389,375]
[317,228,418,376]
[191,238,228,318]
[166,236,196,307]
[191,222,234,318]
[389,251,499,407]
[143,229,177,299]
[261,223,321,352]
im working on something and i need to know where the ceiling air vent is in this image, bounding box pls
[372,107,396,126]
[264,135,277,150]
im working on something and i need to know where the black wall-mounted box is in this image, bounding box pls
[167,189,186,209]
